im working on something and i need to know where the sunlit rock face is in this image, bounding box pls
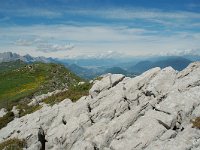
[0,62,200,150]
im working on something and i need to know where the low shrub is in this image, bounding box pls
[0,111,14,130]
[17,104,42,117]
[192,117,200,129]
[94,76,103,81]
[44,82,92,105]
[0,138,26,150]
[0,104,42,130]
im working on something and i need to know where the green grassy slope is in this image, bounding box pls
[0,61,81,109]
[0,60,26,73]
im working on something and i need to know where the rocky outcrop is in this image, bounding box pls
[28,88,68,106]
[0,108,7,117]
[11,106,20,118]
[89,73,125,98]
[0,62,200,150]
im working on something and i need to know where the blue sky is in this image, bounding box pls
[0,0,200,58]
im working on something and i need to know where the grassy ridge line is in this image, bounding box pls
[0,61,81,109]
[0,60,84,130]
[0,60,26,73]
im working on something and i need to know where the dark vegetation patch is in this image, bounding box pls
[0,138,26,150]
[0,111,15,130]
[94,76,103,81]
[192,117,200,129]
[17,104,42,117]
[43,82,92,105]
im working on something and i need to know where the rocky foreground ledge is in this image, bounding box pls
[0,62,200,150]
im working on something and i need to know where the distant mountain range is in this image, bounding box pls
[104,67,128,75]
[65,64,104,79]
[0,52,52,63]
[66,64,136,79]
[128,56,192,74]
[1,52,199,79]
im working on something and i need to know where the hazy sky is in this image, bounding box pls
[0,0,200,58]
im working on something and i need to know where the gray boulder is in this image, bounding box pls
[0,108,7,117]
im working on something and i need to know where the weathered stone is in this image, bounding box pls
[0,62,200,150]
[28,88,68,106]
[11,106,20,118]
[89,74,125,98]
[0,108,7,117]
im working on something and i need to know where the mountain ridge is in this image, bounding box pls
[129,56,192,74]
[1,52,199,79]
[0,52,52,63]
[0,61,200,150]
[0,60,82,109]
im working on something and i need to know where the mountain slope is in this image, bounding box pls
[129,60,152,73]
[153,57,192,70]
[103,66,137,77]
[0,62,200,150]
[66,64,108,79]
[104,67,128,75]
[129,57,192,73]
[0,60,26,73]
[67,64,96,79]
[0,61,81,109]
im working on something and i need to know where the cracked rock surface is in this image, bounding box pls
[0,62,200,150]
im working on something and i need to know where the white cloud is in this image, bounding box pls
[25,9,62,18]
[37,43,74,52]
[2,6,200,24]
[13,38,74,53]
[188,3,200,9]
[0,8,62,18]
[62,50,128,59]
[15,39,33,46]
[2,25,149,43]
[160,49,200,56]
[1,24,200,58]
[67,8,200,20]
[63,8,200,28]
